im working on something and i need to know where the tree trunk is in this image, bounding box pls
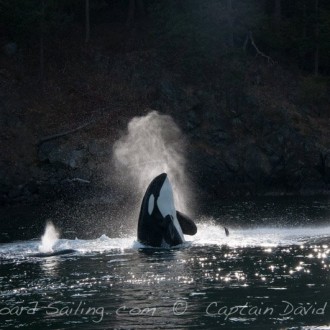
[39,0,45,85]
[314,0,319,76]
[302,1,307,39]
[274,0,281,25]
[137,0,145,18]
[227,0,234,48]
[126,0,136,28]
[126,0,145,29]
[85,0,90,43]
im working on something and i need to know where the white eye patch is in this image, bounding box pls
[148,194,155,215]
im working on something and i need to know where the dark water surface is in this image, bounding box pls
[1,197,330,329]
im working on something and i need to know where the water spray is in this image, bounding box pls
[38,221,59,253]
[112,111,194,215]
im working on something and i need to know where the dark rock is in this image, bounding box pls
[324,152,330,183]
[8,185,24,199]
[315,149,330,179]
[23,181,39,195]
[39,142,86,169]
[3,42,17,56]
[38,141,58,162]
[67,149,85,169]
[88,139,112,157]
[209,130,231,144]
[186,110,201,130]
[223,146,240,172]
[0,183,10,196]
[159,79,179,101]
[243,144,271,182]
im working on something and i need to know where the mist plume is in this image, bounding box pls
[112,111,193,216]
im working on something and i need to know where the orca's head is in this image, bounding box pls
[146,173,173,217]
[146,173,167,197]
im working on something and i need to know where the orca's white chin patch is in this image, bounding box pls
[157,177,175,217]
[157,177,185,241]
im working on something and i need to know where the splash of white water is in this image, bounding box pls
[38,221,60,253]
[1,224,330,258]
[112,111,194,214]
[193,221,330,247]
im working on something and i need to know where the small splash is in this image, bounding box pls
[38,221,59,253]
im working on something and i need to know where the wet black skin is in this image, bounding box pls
[29,249,76,258]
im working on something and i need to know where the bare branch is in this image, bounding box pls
[245,31,274,65]
[38,119,96,145]
[63,178,91,184]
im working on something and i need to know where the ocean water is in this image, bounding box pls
[0,198,330,330]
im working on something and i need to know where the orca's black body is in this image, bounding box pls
[137,173,197,247]
[30,249,76,258]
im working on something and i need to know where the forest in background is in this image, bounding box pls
[0,0,330,207]
[2,1,330,77]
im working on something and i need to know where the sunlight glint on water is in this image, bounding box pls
[194,222,330,247]
[0,218,329,329]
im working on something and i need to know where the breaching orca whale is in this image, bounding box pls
[137,173,197,247]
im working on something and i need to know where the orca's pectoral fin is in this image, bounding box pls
[176,211,197,235]
[224,226,229,237]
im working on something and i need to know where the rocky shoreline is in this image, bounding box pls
[1,50,329,206]
[1,126,329,207]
